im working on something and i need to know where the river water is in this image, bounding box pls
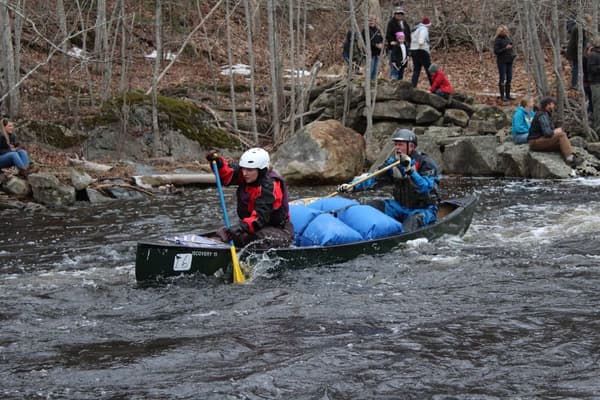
[1,177,600,399]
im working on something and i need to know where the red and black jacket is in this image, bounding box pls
[217,159,290,234]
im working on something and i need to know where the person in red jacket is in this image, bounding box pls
[428,64,453,98]
[206,147,294,248]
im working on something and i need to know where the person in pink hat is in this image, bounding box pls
[409,16,433,88]
[390,31,409,80]
[385,6,411,80]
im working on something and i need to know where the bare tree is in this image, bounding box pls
[152,0,163,157]
[225,0,239,132]
[94,0,108,72]
[243,0,258,142]
[267,0,283,142]
[288,0,296,137]
[0,0,19,116]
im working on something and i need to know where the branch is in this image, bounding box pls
[145,0,225,95]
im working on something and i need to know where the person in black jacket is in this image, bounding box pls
[493,25,516,102]
[528,97,581,168]
[365,15,384,80]
[206,148,294,248]
[587,37,600,135]
[385,7,411,80]
[566,14,592,89]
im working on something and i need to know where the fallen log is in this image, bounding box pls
[67,157,113,172]
[132,173,216,189]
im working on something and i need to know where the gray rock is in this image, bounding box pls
[86,188,117,203]
[444,109,470,128]
[410,90,448,110]
[70,168,95,190]
[4,176,31,197]
[272,119,366,184]
[369,100,416,121]
[415,104,442,125]
[441,136,501,175]
[28,173,76,207]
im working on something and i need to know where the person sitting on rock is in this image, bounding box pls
[528,96,581,168]
[338,128,440,231]
[511,96,535,144]
[0,118,30,177]
[428,64,453,98]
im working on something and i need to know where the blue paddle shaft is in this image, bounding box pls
[212,161,234,233]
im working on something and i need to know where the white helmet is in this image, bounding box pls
[239,147,270,169]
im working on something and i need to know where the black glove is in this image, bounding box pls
[337,183,353,193]
[205,149,223,168]
[226,223,248,240]
[399,153,411,168]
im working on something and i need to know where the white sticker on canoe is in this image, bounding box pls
[173,253,193,271]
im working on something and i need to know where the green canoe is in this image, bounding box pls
[135,195,478,282]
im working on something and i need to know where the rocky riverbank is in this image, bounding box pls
[3,79,600,209]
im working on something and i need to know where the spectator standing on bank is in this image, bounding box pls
[587,37,600,135]
[365,15,384,81]
[409,16,433,88]
[385,7,411,80]
[566,14,592,89]
[343,30,363,74]
[494,25,516,102]
[390,31,409,80]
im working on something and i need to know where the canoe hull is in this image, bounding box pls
[135,195,478,282]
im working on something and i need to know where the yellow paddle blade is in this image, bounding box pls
[230,246,246,283]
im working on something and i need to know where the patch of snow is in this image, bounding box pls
[145,50,177,61]
[220,64,252,76]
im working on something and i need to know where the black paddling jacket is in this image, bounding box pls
[216,158,290,234]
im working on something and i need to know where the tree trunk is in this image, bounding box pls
[94,0,107,72]
[0,0,19,116]
[225,0,238,131]
[267,0,282,142]
[242,0,258,142]
[288,0,296,137]
[152,0,163,157]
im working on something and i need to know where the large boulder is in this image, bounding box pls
[28,173,76,206]
[441,136,501,176]
[272,120,365,184]
[17,120,88,149]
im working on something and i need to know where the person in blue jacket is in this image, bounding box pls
[338,128,440,231]
[511,96,535,144]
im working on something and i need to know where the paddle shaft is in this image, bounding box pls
[324,159,403,198]
[211,161,245,283]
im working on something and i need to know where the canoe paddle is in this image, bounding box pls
[211,161,246,283]
[294,159,403,205]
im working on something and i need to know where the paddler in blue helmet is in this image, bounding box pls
[338,128,440,230]
[206,147,294,248]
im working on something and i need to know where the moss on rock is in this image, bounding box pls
[86,91,241,149]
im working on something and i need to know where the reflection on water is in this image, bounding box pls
[1,177,600,399]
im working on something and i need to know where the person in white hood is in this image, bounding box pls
[409,16,433,88]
